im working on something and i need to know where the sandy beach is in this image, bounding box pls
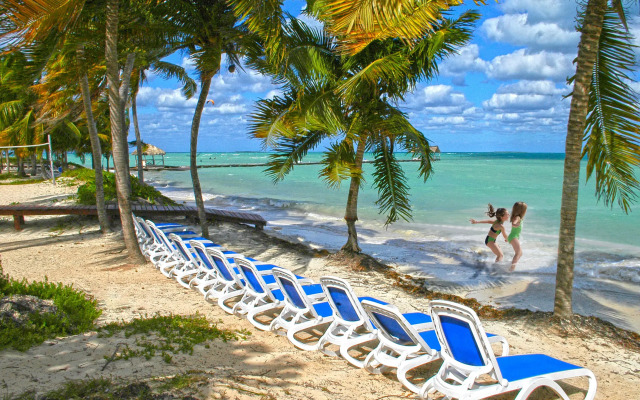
[1,181,639,399]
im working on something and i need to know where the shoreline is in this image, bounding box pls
[1,181,639,399]
[157,187,640,335]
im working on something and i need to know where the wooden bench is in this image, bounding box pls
[0,203,267,230]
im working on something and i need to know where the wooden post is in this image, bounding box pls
[48,135,56,185]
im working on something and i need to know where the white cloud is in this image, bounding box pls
[483,80,567,112]
[484,93,552,111]
[440,45,487,84]
[499,0,578,28]
[157,89,199,109]
[486,49,575,82]
[430,116,466,125]
[495,80,565,96]
[482,14,579,53]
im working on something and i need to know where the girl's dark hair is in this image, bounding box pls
[486,203,507,220]
[511,201,528,223]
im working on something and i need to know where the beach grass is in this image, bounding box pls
[99,314,250,364]
[0,266,102,351]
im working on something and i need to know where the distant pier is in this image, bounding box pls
[133,159,429,171]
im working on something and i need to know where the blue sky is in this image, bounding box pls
[131,0,640,153]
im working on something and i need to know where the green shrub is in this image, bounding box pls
[0,267,102,351]
[73,168,176,206]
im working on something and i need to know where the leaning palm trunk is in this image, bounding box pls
[190,74,213,238]
[554,0,607,318]
[78,46,110,234]
[341,139,366,253]
[105,0,145,263]
[132,94,144,182]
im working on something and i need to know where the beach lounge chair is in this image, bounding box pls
[362,300,509,394]
[146,221,215,277]
[316,276,387,367]
[141,219,199,264]
[360,300,442,393]
[167,233,221,288]
[420,300,597,400]
[232,257,310,331]
[269,267,334,351]
[191,246,251,314]
[133,217,188,259]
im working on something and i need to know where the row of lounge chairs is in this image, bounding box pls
[132,215,597,400]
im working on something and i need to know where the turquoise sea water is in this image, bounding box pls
[71,152,640,284]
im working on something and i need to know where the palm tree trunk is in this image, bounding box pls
[30,153,37,175]
[190,74,213,238]
[77,45,110,234]
[341,138,366,253]
[131,94,144,182]
[105,0,145,263]
[554,0,607,318]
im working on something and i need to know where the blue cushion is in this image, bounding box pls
[418,330,441,351]
[497,354,582,382]
[302,284,324,296]
[312,301,334,318]
[404,312,432,326]
[272,289,285,301]
[173,231,197,236]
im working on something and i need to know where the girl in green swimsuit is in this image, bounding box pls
[470,204,509,264]
[508,201,528,271]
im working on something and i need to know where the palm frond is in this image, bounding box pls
[248,95,298,148]
[265,130,325,182]
[371,138,411,225]
[338,51,410,102]
[151,60,197,99]
[319,140,357,188]
[310,0,478,55]
[583,8,640,213]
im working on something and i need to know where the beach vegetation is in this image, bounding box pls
[243,10,476,252]
[0,267,102,351]
[63,167,176,206]
[99,314,249,363]
[555,0,640,318]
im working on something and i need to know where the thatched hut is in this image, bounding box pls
[131,144,166,166]
[430,146,441,160]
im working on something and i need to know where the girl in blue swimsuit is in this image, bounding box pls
[470,204,509,263]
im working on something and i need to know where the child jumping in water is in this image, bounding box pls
[508,201,527,271]
[470,204,509,264]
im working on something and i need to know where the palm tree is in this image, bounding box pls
[129,49,197,183]
[247,15,476,252]
[153,0,244,238]
[104,0,145,262]
[1,0,116,234]
[554,0,640,318]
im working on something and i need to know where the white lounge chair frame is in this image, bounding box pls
[269,267,334,351]
[317,276,382,367]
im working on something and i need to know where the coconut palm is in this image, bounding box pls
[152,0,245,238]
[247,14,476,252]
[129,50,197,183]
[554,0,640,318]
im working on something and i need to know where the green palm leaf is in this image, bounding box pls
[372,138,412,225]
[320,140,358,188]
[266,130,326,182]
[151,60,197,99]
[583,9,640,212]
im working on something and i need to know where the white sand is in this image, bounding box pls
[1,181,639,399]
